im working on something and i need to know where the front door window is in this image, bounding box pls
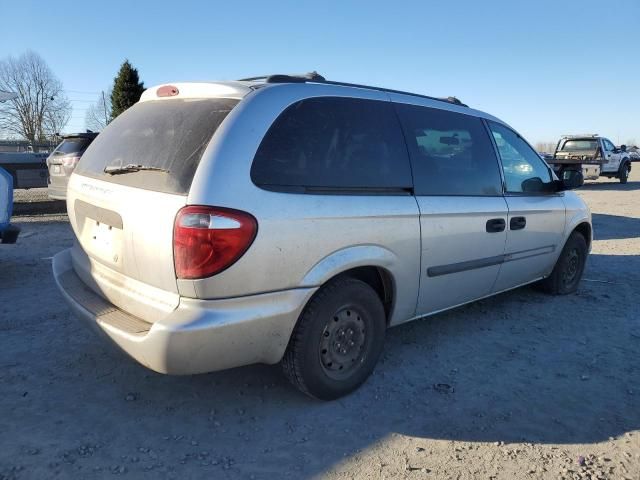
[489,122,554,194]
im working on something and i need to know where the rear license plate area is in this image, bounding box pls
[93,221,113,250]
[87,219,122,265]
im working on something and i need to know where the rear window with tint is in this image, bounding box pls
[251,97,412,192]
[53,138,92,155]
[561,140,598,151]
[75,98,238,194]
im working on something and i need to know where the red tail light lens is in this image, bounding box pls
[173,206,257,279]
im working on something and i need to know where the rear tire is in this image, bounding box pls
[281,277,386,400]
[539,231,587,295]
[619,161,630,184]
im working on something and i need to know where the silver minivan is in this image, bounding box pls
[53,73,591,400]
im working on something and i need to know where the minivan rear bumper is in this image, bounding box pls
[53,248,316,374]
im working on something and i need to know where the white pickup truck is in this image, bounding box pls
[547,134,632,184]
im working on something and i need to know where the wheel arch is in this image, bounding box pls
[302,265,396,326]
[573,222,592,251]
[299,245,399,324]
[331,266,395,324]
[620,158,631,171]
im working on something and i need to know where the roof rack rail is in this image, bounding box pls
[238,72,326,83]
[321,80,468,107]
[560,134,599,138]
[237,72,468,107]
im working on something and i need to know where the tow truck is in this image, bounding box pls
[547,134,632,184]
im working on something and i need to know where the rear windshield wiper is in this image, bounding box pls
[104,164,169,175]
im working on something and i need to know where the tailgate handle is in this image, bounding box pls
[510,216,527,230]
[486,218,506,233]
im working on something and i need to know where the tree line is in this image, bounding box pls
[0,51,144,149]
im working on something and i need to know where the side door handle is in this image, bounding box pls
[486,218,506,233]
[510,216,526,230]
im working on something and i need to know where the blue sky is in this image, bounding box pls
[2,0,639,146]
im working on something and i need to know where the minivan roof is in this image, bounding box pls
[238,72,468,108]
[140,73,467,108]
[139,82,254,102]
[139,75,507,128]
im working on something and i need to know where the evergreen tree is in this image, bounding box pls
[110,60,144,119]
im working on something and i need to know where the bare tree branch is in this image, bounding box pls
[84,89,112,132]
[0,51,71,149]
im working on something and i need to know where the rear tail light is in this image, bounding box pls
[173,206,257,279]
[62,156,81,168]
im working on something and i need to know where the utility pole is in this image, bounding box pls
[101,90,109,127]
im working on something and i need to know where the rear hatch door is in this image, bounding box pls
[67,97,239,322]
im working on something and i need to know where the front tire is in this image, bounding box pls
[540,232,587,295]
[282,277,386,400]
[619,161,630,184]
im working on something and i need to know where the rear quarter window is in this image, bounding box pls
[251,97,413,192]
[75,98,238,194]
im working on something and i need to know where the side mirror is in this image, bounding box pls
[558,169,584,190]
[620,144,627,152]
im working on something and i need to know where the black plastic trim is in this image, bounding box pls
[486,218,506,232]
[427,254,505,277]
[427,245,556,277]
[510,216,526,230]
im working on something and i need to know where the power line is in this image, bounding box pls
[63,89,101,94]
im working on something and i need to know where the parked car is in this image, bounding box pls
[0,151,49,189]
[52,73,591,400]
[46,132,99,199]
[0,167,19,243]
[627,146,639,162]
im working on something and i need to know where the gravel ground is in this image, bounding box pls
[1,175,639,480]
